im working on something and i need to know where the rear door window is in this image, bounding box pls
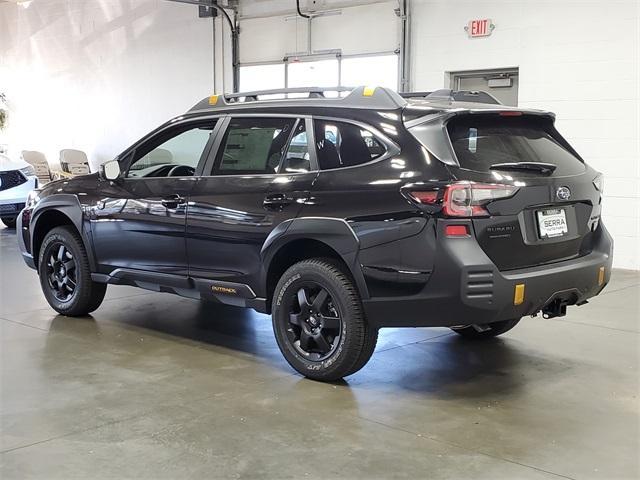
[215,117,297,174]
[446,115,585,175]
[314,120,386,170]
[280,120,311,173]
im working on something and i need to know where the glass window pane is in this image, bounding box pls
[128,122,215,178]
[445,115,585,175]
[288,59,339,91]
[281,121,310,173]
[217,118,296,175]
[314,120,386,170]
[240,64,285,92]
[341,54,398,90]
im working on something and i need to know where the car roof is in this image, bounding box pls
[186,86,553,120]
[187,86,407,114]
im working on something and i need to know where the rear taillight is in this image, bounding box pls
[407,190,439,204]
[406,182,519,217]
[443,182,518,217]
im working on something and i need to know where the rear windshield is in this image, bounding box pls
[446,115,585,175]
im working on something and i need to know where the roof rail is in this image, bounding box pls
[398,91,433,99]
[409,89,502,105]
[226,86,354,101]
[188,86,408,113]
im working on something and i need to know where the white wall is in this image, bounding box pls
[0,0,215,170]
[411,0,640,270]
[238,1,399,63]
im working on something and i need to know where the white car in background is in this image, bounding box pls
[0,153,38,228]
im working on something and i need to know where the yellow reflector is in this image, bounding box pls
[514,284,525,305]
[363,86,376,97]
[598,266,605,286]
[208,94,219,105]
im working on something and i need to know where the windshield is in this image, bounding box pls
[446,115,585,175]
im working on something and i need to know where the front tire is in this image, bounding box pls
[38,226,107,316]
[272,258,376,382]
[450,318,521,339]
[1,216,17,228]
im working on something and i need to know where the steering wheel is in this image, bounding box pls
[167,165,195,177]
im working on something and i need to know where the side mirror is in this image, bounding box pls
[100,159,121,181]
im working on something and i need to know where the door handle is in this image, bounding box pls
[161,194,185,209]
[263,193,292,210]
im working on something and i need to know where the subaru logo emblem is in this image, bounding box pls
[556,186,571,201]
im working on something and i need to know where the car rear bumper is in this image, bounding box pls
[362,221,613,328]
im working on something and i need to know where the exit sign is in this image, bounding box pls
[465,19,495,37]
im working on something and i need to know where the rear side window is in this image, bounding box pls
[446,115,585,175]
[314,120,386,170]
[216,117,296,174]
[281,120,311,173]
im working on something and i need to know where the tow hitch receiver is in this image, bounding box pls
[542,298,569,319]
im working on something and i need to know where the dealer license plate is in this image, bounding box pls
[537,208,568,238]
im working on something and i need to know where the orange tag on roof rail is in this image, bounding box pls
[208,95,219,105]
[363,86,376,97]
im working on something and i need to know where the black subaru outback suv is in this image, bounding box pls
[18,86,612,381]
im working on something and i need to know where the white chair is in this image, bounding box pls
[22,150,53,184]
[59,149,91,176]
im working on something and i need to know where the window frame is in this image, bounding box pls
[118,116,224,180]
[202,114,319,177]
[310,116,400,172]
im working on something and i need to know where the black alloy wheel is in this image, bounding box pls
[272,258,377,382]
[287,284,343,362]
[38,226,107,316]
[45,242,77,302]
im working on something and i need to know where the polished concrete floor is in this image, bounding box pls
[0,225,638,480]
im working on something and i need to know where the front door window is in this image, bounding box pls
[127,121,217,178]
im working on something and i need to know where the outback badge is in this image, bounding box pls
[556,186,571,201]
[212,285,237,295]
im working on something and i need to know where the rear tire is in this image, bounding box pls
[272,258,375,382]
[450,318,521,339]
[1,217,17,228]
[38,226,107,316]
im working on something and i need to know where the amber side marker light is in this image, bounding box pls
[514,284,525,305]
[598,267,605,286]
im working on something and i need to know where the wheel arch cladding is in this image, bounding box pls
[261,218,370,310]
[31,195,94,270]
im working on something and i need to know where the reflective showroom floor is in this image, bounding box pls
[1,225,638,479]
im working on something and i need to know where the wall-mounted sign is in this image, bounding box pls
[465,19,495,38]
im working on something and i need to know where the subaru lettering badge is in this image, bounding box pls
[556,186,571,201]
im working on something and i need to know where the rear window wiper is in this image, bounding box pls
[489,162,557,175]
